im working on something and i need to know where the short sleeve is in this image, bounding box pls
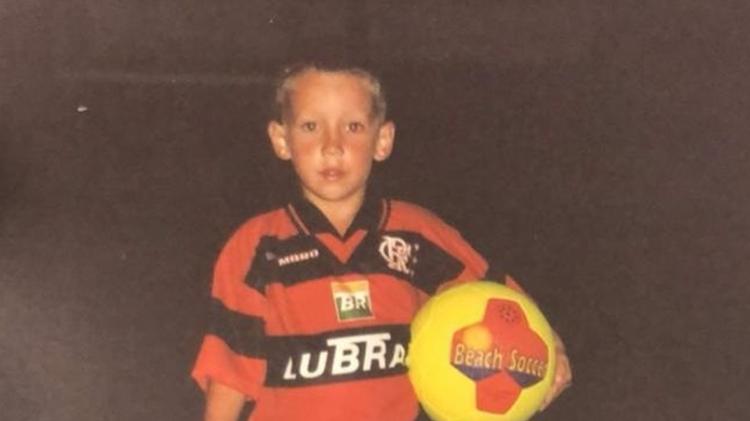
[385,200,490,294]
[191,220,270,399]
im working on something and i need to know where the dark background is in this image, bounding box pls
[2,1,749,420]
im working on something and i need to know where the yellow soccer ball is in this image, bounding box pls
[407,281,556,421]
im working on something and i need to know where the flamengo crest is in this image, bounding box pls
[378,235,417,276]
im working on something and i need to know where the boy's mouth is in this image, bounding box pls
[320,168,344,180]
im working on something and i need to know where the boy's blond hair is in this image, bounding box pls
[272,62,387,124]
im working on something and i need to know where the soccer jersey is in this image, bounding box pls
[192,195,489,421]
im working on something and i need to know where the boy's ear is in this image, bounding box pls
[268,120,291,160]
[374,121,395,162]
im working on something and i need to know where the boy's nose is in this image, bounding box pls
[322,130,344,156]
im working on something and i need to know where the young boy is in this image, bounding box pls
[192,62,572,421]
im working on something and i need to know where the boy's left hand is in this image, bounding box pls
[539,331,573,412]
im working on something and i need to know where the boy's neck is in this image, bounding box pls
[304,192,365,237]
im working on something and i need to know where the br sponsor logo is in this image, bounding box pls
[331,280,374,322]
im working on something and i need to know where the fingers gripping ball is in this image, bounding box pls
[407,282,556,421]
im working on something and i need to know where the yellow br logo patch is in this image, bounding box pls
[331,280,374,322]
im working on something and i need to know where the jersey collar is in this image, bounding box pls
[286,194,390,239]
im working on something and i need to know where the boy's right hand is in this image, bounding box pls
[539,332,573,412]
[204,381,246,421]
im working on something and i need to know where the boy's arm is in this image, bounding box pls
[394,201,573,413]
[502,274,573,411]
[500,275,573,411]
[192,218,271,420]
[422,216,573,410]
[204,381,246,421]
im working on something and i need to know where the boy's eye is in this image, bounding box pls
[346,122,366,133]
[300,122,317,132]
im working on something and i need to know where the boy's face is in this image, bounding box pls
[268,70,394,209]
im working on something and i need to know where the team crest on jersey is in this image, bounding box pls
[331,280,374,322]
[378,235,418,276]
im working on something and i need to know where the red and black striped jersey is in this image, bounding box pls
[192,196,489,421]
